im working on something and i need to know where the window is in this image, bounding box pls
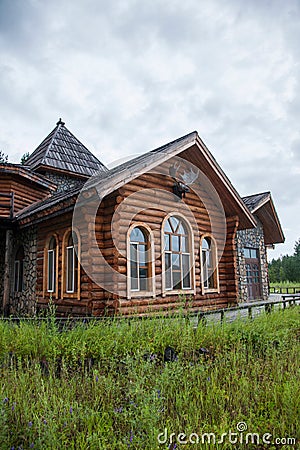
[201,236,218,292]
[244,247,259,259]
[14,246,24,292]
[164,216,192,291]
[244,247,261,299]
[66,232,78,293]
[47,236,56,293]
[129,226,150,292]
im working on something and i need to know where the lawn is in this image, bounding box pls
[0,308,299,449]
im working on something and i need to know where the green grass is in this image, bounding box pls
[0,308,299,449]
[270,281,300,288]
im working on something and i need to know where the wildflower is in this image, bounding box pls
[114,407,123,413]
[28,421,33,428]
[69,407,73,414]
[30,444,34,448]
[207,377,211,382]
[127,430,134,446]
[95,375,99,382]
[157,389,161,398]
[3,397,8,404]
[43,420,47,425]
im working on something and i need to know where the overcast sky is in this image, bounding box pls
[0,0,299,259]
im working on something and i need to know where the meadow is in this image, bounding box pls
[0,307,299,449]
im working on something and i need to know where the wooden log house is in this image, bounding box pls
[0,120,284,316]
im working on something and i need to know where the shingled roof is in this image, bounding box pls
[16,130,256,231]
[242,192,270,213]
[242,192,284,244]
[26,119,108,177]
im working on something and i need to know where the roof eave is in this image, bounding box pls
[0,164,57,191]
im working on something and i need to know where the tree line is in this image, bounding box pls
[268,239,300,283]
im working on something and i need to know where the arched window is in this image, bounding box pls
[65,231,79,294]
[129,226,150,292]
[14,246,24,292]
[201,236,218,291]
[47,236,56,293]
[164,216,192,291]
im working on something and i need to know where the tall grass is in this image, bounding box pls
[0,308,299,449]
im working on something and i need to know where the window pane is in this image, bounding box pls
[182,254,191,288]
[165,253,172,289]
[177,223,185,235]
[171,235,180,252]
[130,244,138,264]
[67,247,74,292]
[139,268,148,291]
[49,236,56,250]
[244,248,251,258]
[48,249,55,292]
[130,244,138,290]
[130,227,145,243]
[172,254,180,271]
[251,249,258,259]
[164,234,170,251]
[172,270,181,290]
[181,235,188,252]
[202,238,210,250]
[164,219,172,233]
[139,243,146,264]
[169,216,179,232]
[202,250,209,288]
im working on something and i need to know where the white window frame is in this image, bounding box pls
[127,223,156,299]
[200,235,220,294]
[161,213,195,297]
[66,245,75,293]
[47,248,55,293]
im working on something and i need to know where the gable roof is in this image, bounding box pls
[242,192,285,244]
[81,131,256,229]
[242,192,270,212]
[16,130,256,231]
[25,119,108,178]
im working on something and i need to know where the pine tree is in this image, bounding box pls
[20,152,30,165]
[0,151,8,164]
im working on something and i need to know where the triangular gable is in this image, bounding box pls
[242,192,285,244]
[82,131,256,230]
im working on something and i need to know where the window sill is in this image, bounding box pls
[162,289,195,297]
[129,291,155,299]
[202,288,219,295]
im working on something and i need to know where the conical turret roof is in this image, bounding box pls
[26,119,108,177]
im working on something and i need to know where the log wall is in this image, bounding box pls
[0,175,50,218]
[34,167,241,316]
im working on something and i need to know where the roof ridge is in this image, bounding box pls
[42,119,62,163]
[242,191,270,199]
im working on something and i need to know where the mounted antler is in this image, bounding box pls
[169,162,181,178]
[179,167,199,186]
